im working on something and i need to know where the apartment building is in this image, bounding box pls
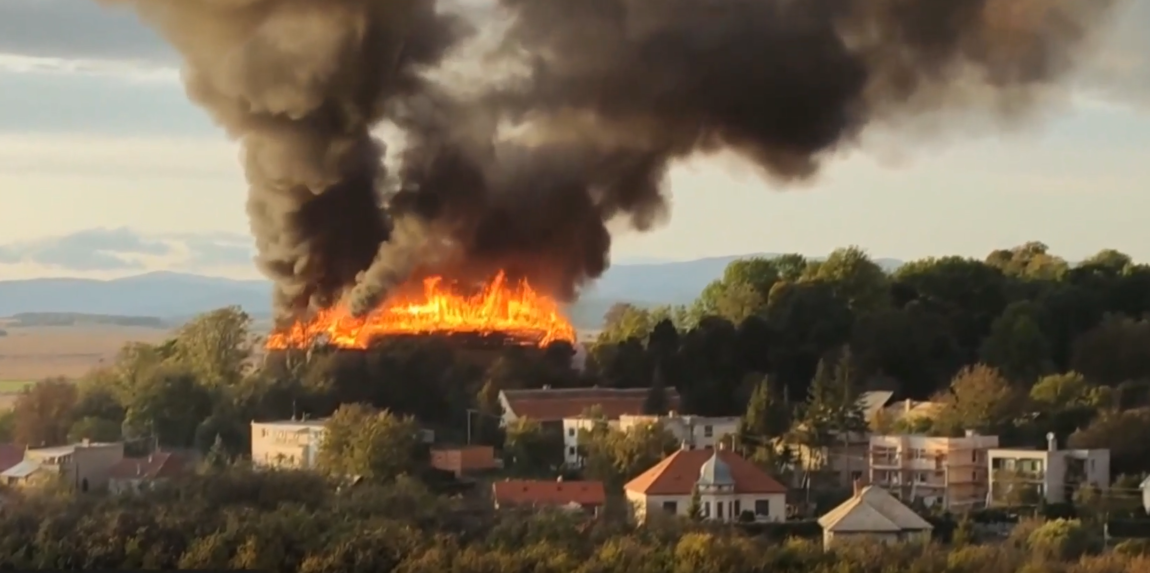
[869,431,999,510]
[987,433,1110,505]
[250,418,327,470]
[561,412,739,466]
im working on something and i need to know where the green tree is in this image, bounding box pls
[122,365,213,447]
[67,416,122,443]
[740,375,789,443]
[12,377,79,447]
[687,484,703,520]
[810,246,891,315]
[317,403,419,481]
[979,301,1054,384]
[643,365,670,415]
[171,306,254,388]
[933,364,1022,437]
[503,418,563,476]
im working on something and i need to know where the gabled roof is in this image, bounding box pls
[625,449,787,496]
[501,387,680,421]
[108,452,186,480]
[858,391,895,420]
[493,479,606,507]
[819,486,933,533]
[0,444,23,474]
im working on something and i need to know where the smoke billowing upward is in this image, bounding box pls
[97,0,1121,324]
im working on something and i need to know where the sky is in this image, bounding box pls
[0,0,1149,281]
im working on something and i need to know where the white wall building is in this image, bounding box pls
[624,444,788,523]
[987,433,1110,505]
[561,413,739,466]
[250,419,328,469]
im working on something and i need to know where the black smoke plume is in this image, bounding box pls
[97,0,1121,324]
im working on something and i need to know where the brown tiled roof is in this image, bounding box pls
[107,452,186,480]
[0,444,23,474]
[493,479,606,507]
[624,449,787,496]
[501,387,681,421]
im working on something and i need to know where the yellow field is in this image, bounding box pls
[0,325,171,382]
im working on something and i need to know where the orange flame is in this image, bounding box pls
[265,272,577,349]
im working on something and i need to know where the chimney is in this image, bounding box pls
[964,429,976,438]
[136,462,142,477]
[556,475,564,482]
[905,400,912,415]
[853,477,862,497]
[81,438,90,447]
[147,454,153,464]
[680,439,690,451]
[1046,432,1057,452]
[718,440,727,452]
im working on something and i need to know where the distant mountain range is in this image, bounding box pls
[0,254,903,330]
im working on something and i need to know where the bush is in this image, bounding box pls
[1027,519,1102,560]
[1113,538,1150,557]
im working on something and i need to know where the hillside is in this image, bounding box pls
[0,254,904,330]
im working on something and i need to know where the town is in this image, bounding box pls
[0,245,1149,571]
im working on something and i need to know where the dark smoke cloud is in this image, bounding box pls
[95,0,1122,324]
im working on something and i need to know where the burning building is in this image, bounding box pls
[94,0,1121,340]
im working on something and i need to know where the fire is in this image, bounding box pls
[266,272,577,349]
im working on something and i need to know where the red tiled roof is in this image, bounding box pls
[502,387,681,421]
[107,452,186,480]
[493,479,606,507]
[0,444,23,474]
[625,449,787,496]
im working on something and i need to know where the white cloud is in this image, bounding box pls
[0,228,259,279]
[0,53,178,85]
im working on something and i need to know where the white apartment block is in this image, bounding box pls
[561,413,739,466]
[869,431,1000,510]
[987,433,1110,505]
[250,418,327,469]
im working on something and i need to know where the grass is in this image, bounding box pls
[0,380,33,393]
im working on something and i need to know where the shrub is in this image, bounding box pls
[1027,519,1103,561]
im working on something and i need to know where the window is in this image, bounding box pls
[972,472,976,482]
[717,501,724,519]
[662,501,677,514]
[971,450,977,462]
[915,472,928,483]
[704,502,711,517]
[733,500,741,516]
[568,428,575,437]
[754,499,770,516]
[568,447,576,456]
[704,425,714,438]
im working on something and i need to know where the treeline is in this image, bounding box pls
[0,467,1148,572]
[1,242,1149,478]
[5,312,167,329]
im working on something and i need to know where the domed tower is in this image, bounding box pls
[695,446,737,521]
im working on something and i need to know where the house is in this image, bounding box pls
[624,443,788,523]
[107,451,187,494]
[869,431,999,510]
[987,433,1110,505]
[250,418,328,469]
[430,445,499,477]
[791,390,894,488]
[499,387,681,427]
[0,440,124,491]
[492,478,606,516]
[562,413,740,466]
[1140,475,1150,516]
[818,482,934,548]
